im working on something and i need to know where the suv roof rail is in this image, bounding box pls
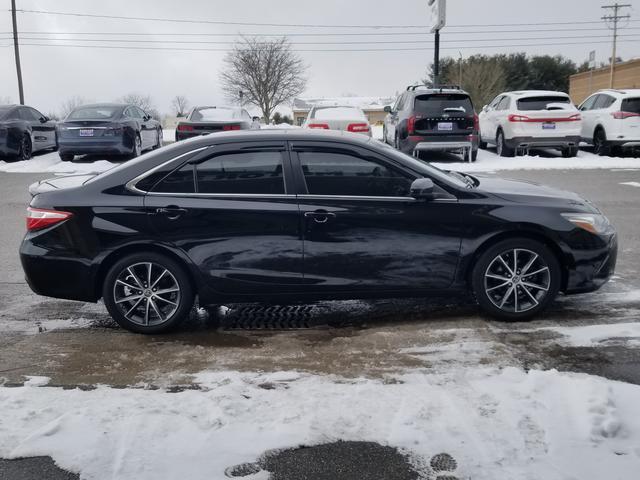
[406,84,462,92]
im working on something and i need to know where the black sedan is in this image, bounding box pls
[175,106,258,141]
[20,130,617,333]
[0,104,57,160]
[57,103,162,161]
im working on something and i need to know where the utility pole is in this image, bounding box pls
[11,0,24,104]
[602,2,631,88]
[433,30,440,86]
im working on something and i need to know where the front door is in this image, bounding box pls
[290,141,462,292]
[145,142,303,295]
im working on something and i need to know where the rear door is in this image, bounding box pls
[413,93,475,139]
[144,141,303,295]
[578,94,599,139]
[480,95,503,143]
[290,141,462,292]
[28,107,56,149]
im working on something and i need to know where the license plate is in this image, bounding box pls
[437,122,453,131]
[79,129,94,137]
[542,123,556,130]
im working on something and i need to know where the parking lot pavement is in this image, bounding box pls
[1,167,639,388]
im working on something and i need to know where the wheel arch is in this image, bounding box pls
[94,243,201,301]
[463,229,570,292]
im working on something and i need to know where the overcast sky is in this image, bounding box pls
[1,0,637,116]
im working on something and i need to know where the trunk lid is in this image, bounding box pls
[412,93,475,135]
[28,174,98,196]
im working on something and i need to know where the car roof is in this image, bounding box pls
[595,88,640,97]
[193,105,240,110]
[506,90,570,97]
[178,128,375,146]
[73,103,129,110]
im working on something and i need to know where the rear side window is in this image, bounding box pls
[622,98,640,114]
[196,151,285,194]
[594,94,616,109]
[517,96,570,111]
[414,94,473,115]
[152,164,196,193]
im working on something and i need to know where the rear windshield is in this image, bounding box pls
[190,107,239,121]
[414,94,473,115]
[68,106,121,120]
[517,96,570,111]
[313,107,367,120]
[622,98,640,114]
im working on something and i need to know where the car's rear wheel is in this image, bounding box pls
[471,149,478,162]
[18,134,32,161]
[103,252,194,334]
[59,153,74,162]
[562,146,579,158]
[153,128,162,149]
[472,238,560,321]
[593,128,610,156]
[130,134,142,159]
[496,130,515,157]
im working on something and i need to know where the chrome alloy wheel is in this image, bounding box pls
[483,248,551,313]
[113,262,180,326]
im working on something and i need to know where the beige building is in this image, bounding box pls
[569,59,640,105]
[292,97,394,126]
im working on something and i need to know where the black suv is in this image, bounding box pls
[383,85,479,161]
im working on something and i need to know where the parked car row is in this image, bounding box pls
[0,104,58,160]
[175,106,260,142]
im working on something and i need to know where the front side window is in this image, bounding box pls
[489,95,503,109]
[579,95,598,111]
[496,96,511,111]
[298,150,413,197]
[196,151,285,194]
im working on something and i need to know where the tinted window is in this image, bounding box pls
[517,96,570,111]
[622,98,640,114]
[299,151,413,197]
[135,107,147,119]
[414,94,473,115]
[594,94,615,109]
[29,108,45,120]
[19,108,40,121]
[68,106,120,120]
[152,164,196,193]
[580,95,598,111]
[190,107,239,122]
[196,151,285,194]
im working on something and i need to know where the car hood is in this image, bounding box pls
[29,174,98,196]
[474,174,598,211]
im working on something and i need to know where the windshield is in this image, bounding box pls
[67,106,121,120]
[375,140,471,188]
[517,96,570,111]
[414,94,473,115]
[0,106,13,120]
[190,107,239,121]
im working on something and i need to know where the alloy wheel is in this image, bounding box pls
[20,135,32,160]
[483,248,551,313]
[496,133,503,156]
[112,262,181,326]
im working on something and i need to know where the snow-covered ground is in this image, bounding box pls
[2,367,639,480]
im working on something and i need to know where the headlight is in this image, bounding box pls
[561,213,610,234]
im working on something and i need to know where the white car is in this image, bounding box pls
[303,106,372,136]
[479,90,581,157]
[578,89,640,156]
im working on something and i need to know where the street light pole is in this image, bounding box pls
[11,0,24,105]
[433,29,440,86]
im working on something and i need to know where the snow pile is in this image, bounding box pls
[2,368,640,480]
[540,322,640,347]
[0,153,116,174]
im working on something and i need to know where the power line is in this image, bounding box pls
[8,39,635,53]
[3,34,639,45]
[602,2,632,87]
[11,8,640,29]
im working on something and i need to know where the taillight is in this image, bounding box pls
[347,123,370,133]
[222,124,241,131]
[473,113,479,131]
[612,111,640,119]
[567,113,581,121]
[26,207,73,231]
[177,124,194,132]
[407,116,416,135]
[307,123,330,129]
[508,114,529,122]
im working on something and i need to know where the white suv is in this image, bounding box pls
[578,89,640,156]
[479,90,581,157]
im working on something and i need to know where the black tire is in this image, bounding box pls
[17,134,32,161]
[471,238,561,321]
[593,128,610,156]
[382,126,388,144]
[562,146,579,158]
[153,128,162,149]
[102,252,194,334]
[471,149,478,162]
[496,130,514,157]
[51,133,59,152]
[479,140,488,150]
[59,153,74,162]
[130,134,142,159]
[394,133,400,150]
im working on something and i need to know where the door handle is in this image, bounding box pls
[156,206,187,220]
[304,210,336,224]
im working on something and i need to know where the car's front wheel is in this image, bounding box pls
[472,238,560,321]
[103,252,194,333]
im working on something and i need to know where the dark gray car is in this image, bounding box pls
[57,103,162,161]
[0,105,57,161]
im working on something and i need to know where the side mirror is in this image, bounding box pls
[482,105,489,113]
[384,106,392,113]
[410,178,435,199]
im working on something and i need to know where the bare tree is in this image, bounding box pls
[442,58,506,108]
[171,95,190,117]
[220,37,307,122]
[60,95,86,118]
[118,92,161,120]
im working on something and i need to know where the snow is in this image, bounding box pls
[538,322,640,347]
[0,152,116,174]
[2,367,640,479]
[620,181,640,188]
[162,129,175,143]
